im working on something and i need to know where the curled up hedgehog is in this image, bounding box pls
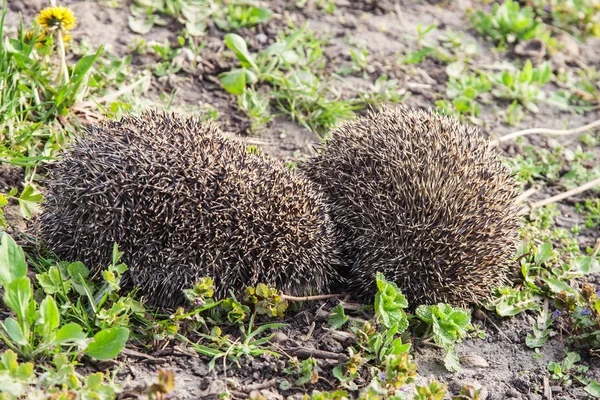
[36,111,341,308]
[303,106,522,306]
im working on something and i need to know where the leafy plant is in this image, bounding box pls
[184,309,287,371]
[547,351,588,386]
[527,0,600,39]
[35,243,145,333]
[575,198,600,228]
[415,378,448,400]
[286,357,319,386]
[0,233,129,360]
[219,26,359,136]
[212,3,273,31]
[374,272,409,331]
[436,71,491,124]
[452,384,484,400]
[0,186,44,229]
[554,283,600,353]
[0,350,120,399]
[328,304,349,330]
[243,283,289,317]
[526,301,553,348]
[470,0,553,48]
[491,60,552,113]
[416,304,472,372]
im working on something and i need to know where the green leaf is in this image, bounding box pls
[374,272,409,330]
[17,184,43,220]
[67,261,89,283]
[448,309,471,329]
[572,256,600,275]
[0,233,27,288]
[54,323,86,345]
[520,60,533,83]
[111,242,124,266]
[502,71,513,87]
[219,68,248,95]
[443,346,460,372]
[541,277,577,296]
[534,242,553,265]
[39,295,60,335]
[249,7,273,24]
[1,349,19,371]
[4,277,32,323]
[84,327,129,360]
[3,318,27,346]
[328,304,348,329]
[585,380,600,398]
[416,305,433,323]
[128,15,154,35]
[224,33,258,71]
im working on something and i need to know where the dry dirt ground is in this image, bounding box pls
[3,0,600,399]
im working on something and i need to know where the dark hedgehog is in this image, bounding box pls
[37,111,341,308]
[302,106,521,306]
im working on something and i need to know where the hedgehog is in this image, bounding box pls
[36,111,341,308]
[302,106,521,306]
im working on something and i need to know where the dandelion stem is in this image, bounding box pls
[55,30,69,85]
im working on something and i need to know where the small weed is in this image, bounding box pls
[554,283,600,354]
[491,60,552,113]
[527,0,600,39]
[212,2,273,31]
[219,25,359,136]
[415,378,448,400]
[526,301,553,348]
[505,100,525,126]
[0,234,129,361]
[470,0,555,49]
[0,350,120,399]
[129,0,272,36]
[547,351,588,386]
[328,303,349,330]
[575,198,600,228]
[416,304,472,372]
[452,384,484,400]
[0,185,43,228]
[185,310,287,371]
[436,71,491,125]
[338,47,371,76]
[285,357,319,386]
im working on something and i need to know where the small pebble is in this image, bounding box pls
[256,33,268,44]
[460,354,489,368]
[551,385,563,393]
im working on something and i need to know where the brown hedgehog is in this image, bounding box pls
[302,106,521,306]
[37,111,341,308]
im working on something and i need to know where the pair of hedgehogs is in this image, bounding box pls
[37,106,521,309]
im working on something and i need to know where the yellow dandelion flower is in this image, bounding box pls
[23,29,49,47]
[36,6,76,32]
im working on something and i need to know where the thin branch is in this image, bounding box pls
[285,347,346,361]
[280,293,348,302]
[239,379,277,392]
[528,176,600,210]
[515,185,541,204]
[491,118,600,145]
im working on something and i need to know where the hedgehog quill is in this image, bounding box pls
[37,111,341,308]
[303,106,521,306]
